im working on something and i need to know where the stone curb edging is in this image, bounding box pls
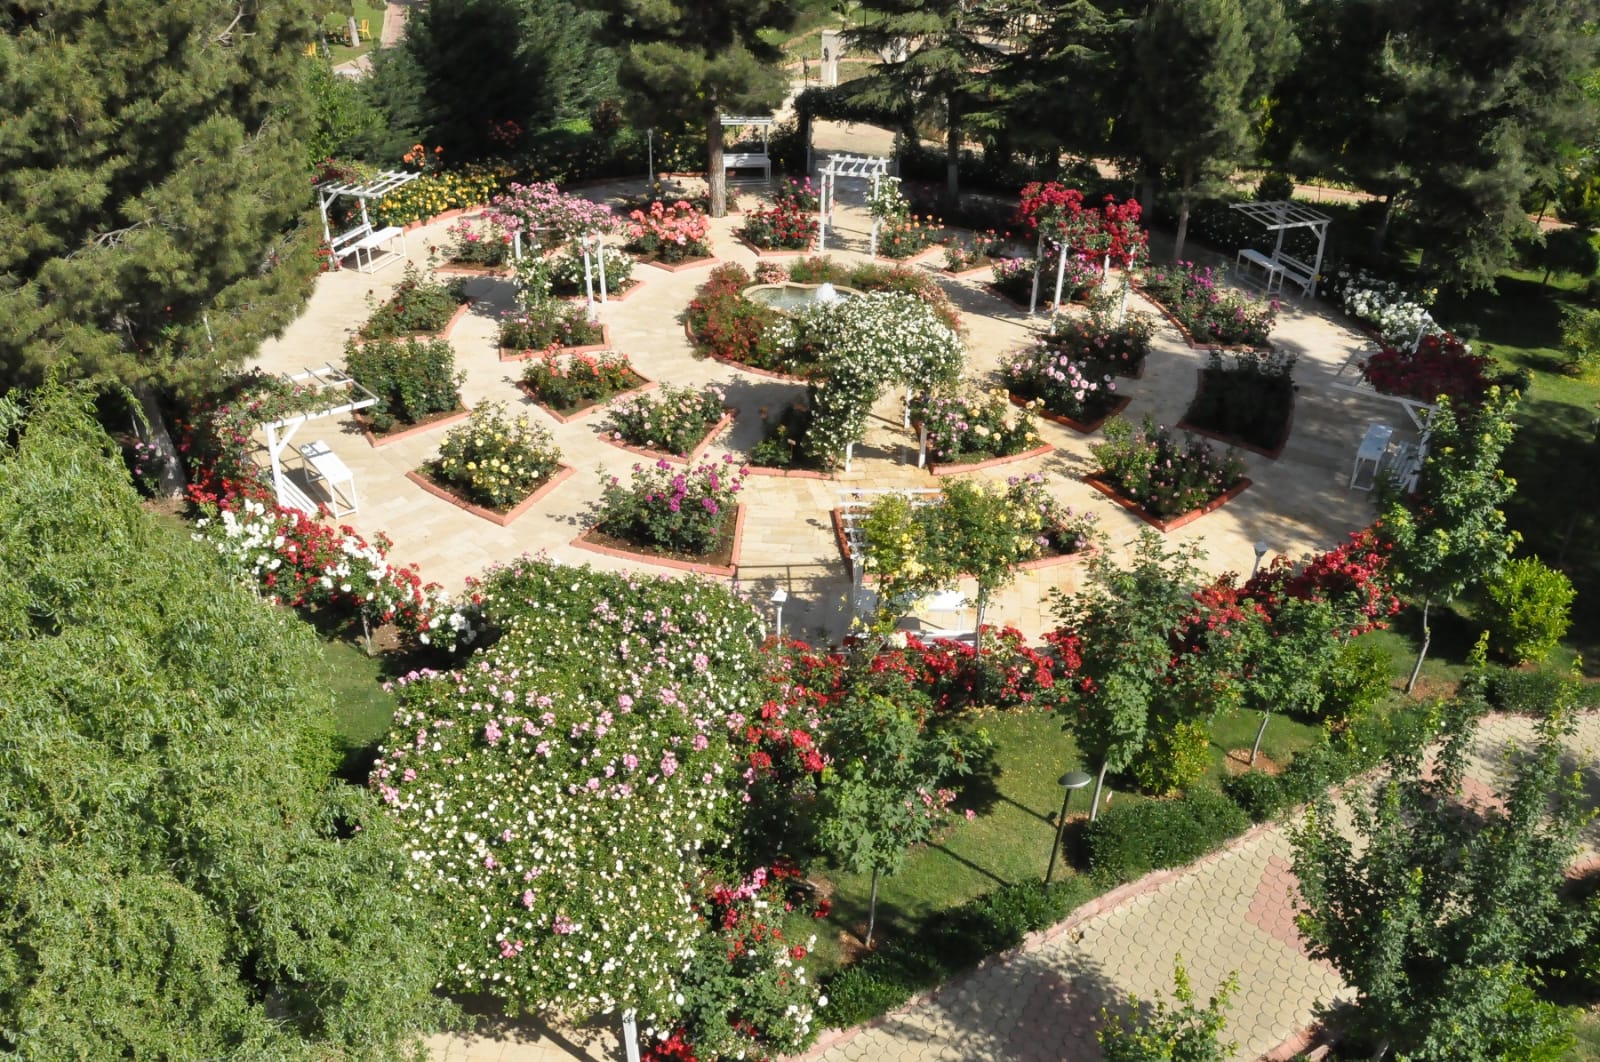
[1084,474,1253,533]
[433,262,513,278]
[397,205,485,233]
[736,237,817,258]
[497,325,612,362]
[928,443,1054,477]
[404,463,576,527]
[599,410,736,466]
[637,253,721,274]
[358,404,473,448]
[941,260,1004,280]
[873,244,945,267]
[1007,392,1133,435]
[1173,368,1296,460]
[352,298,475,346]
[515,375,658,425]
[744,464,835,481]
[569,503,746,577]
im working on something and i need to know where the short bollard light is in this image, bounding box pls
[1045,770,1093,886]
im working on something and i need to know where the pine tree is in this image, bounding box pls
[0,0,322,491]
[582,0,797,217]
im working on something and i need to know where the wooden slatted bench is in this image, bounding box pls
[1236,247,1284,293]
[1268,251,1317,297]
[329,223,406,273]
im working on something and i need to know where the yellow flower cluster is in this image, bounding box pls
[374,165,512,226]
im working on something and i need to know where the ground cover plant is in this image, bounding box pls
[1139,261,1277,348]
[1182,347,1298,452]
[343,334,463,434]
[603,383,727,456]
[1090,415,1246,520]
[426,402,563,511]
[358,262,469,339]
[520,349,643,415]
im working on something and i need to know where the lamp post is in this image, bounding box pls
[770,588,788,641]
[1252,540,1270,577]
[1045,770,1093,885]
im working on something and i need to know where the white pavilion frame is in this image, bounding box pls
[316,170,419,270]
[721,115,776,182]
[260,365,378,514]
[815,153,891,253]
[1228,200,1333,297]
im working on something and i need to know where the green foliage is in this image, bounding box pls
[1531,228,1600,285]
[1085,786,1250,885]
[1091,414,1246,520]
[0,0,322,391]
[344,335,464,432]
[1291,673,1592,1060]
[1183,349,1297,452]
[0,385,452,1057]
[433,402,562,509]
[1130,719,1213,797]
[1558,304,1600,376]
[1319,640,1394,722]
[1254,172,1295,201]
[818,878,1096,1028]
[358,262,469,338]
[1098,959,1238,1062]
[303,56,384,165]
[1480,555,1576,664]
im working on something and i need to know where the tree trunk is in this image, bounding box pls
[1405,596,1432,694]
[944,97,961,209]
[973,589,987,654]
[707,105,727,218]
[1371,194,1397,255]
[132,380,188,497]
[1136,164,1159,230]
[864,866,880,947]
[1088,758,1110,823]
[1172,189,1191,263]
[1249,711,1270,766]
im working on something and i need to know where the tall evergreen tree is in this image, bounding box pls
[1126,0,1295,262]
[1273,0,1600,288]
[582,0,797,217]
[845,0,1012,205]
[0,0,321,491]
[1004,0,1123,165]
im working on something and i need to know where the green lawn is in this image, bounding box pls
[1568,1007,1600,1061]
[319,0,388,65]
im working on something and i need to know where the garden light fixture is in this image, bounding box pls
[1045,770,1093,885]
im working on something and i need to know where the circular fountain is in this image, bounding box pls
[742,281,862,312]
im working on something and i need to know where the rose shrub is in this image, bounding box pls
[430,402,562,510]
[604,384,728,457]
[1091,415,1246,519]
[596,455,747,555]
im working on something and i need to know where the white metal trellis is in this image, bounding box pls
[815,154,891,252]
[315,170,419,270]
[259,365,378,514]
[1227,200,1333,297]
[721,115,776,182]
[836,487,942,619]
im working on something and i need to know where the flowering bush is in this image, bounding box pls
[521,350,642,414]
[1091,415,1246,519]
[662,862,827,1061]
[1004,472,1099,558]
[1183,347,1298,451]
[990,255,1099,306]
[875,214,942,259]
[440,216,512,267]
[605,384,728,457]
[371,164,508,226]
[685,264,783,370]
[371,559,765,1022]
[786,258,964,336]
[483,180,616,250]
[748,402,818,470]
[430,402,562,510]
[174,371,342,503]
[194,492,474,650]
[343,335,463,433]
[866,176,911,223]
[741,182,819,250]
[626,200,712,262]
[358,262,468,339]
[911,387,1042,464]
[1360,331,1491,404]
[596,455,748,555]
[497,303,604,351]
[1140,261,1277,347]
[1016,184,1148,268]
[942,228,1019,272]
[1002,306,1152,423]
[122,438,167,496]
[1242,525,1400,638]
[1325,266,1438,346]
[1047,302,1156,376]
[548,242,636,296]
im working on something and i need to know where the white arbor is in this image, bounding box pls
[815,154,892,253]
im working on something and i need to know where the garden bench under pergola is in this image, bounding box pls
[1228,200,1332,297]
[260,365,378,517]
[721,115,775,182]
[316,170,418,273]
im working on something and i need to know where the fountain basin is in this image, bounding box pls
[742,282,863,312]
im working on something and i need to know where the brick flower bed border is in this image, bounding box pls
[634,253,720,274]
[830,507,1092,579]
[599,410,736,466]
[1174,369,1296,460]
[736,238,817,259]
[928,443,1054,477]
[1083,473,1252,533]
[498,325,612,362]
[743,464,834,481]
[874,244,945,267]
[683,321,813,383]
[570,503,746,578]
[1131,282,1274,354]
[397,206,485,234]
[982,283,1056,315]
[433,262,512,277]
[404,463,576,527]
[358,404,473,448]
[515,375,658,425]
[1006,393,1133,435]
[942,259,1006,280]
[555,277,647,305]
[354,299,475,346]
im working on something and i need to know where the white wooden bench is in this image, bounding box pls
[1269,251,1317,297]
[329,223,406,273]
[724,151,771,182]
[1236,248,1284,293]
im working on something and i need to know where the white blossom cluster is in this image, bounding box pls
[1327,266,1441,347]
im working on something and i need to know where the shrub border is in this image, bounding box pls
[1083,473,1252,533]
[516,375,658,425]
[404,463,576,527]
[599,409,737,465]
[569,502,746,577]
[1131,281,1273,353]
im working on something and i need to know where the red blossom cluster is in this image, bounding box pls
[1361,332,1491,404]
[1250,525,1401,636]
[1016,182,1148,268]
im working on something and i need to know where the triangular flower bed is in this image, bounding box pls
[571,503,745,578]
[405,463,577,527]
[1083,473,1252,533]
[600,410,736,465]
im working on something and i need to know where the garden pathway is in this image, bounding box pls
[423,711,1600,1061]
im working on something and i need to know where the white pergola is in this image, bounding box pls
[1228,200,1333,297]
[721,115,776,182]
[815,153,891,253]
[260,365,377,515]
[316,170,419,252]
